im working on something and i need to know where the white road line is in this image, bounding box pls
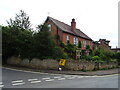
[28,79,38,81]
[12,82,25,86]
[30,80,41,83]
[0,82,2,84]
[77,76,84,78]
[68,77,76,79]
[85,76,91,77]
[45,79,54,82]
[3,67,49,75]
[58,78,65,80]
[54,76,61,79]
[64,75,73,77]
[12,80,23,83]
[0,85,4,88]
[42,77,50,80]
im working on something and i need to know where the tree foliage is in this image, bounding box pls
[33,24,66,59]
[7,10,32,30]
[2,26,33,64]
[2,18,66,64]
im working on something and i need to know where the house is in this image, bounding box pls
[45,16,93,50]
[111,48,120,52]
[93,39,111,50]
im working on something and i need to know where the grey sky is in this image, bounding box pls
[0,0,119,48]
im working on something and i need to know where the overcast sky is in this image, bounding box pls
[0,0,119,48]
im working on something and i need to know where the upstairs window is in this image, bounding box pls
[74,37,78,46]
[66,35,70,44]
[48,24,51,31]
[66,35,70,41]
[84,41,86,47]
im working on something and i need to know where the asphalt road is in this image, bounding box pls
[0,67,119,88]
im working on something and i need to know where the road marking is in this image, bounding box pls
[12,80,23,83]
[3,67,119,77]
[30,80,41,83]
[12,82,25,86]
[3,67,49,75]
[54,76,61,79]
[77,76,84,78]
[0,85,4,88]
[101,74,119,77]
[42,77,50,80]
[28,79,38,81]
[0,82,2,84]
[45,79,54,82]
[68,77,76,79]
[58,78,65,80]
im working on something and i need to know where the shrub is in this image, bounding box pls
[115,52,120,63]
[60,41,65,48]
[81,55,92,60]
[92,56,100,61]
[93,46,114,61]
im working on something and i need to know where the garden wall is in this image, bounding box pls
[7,56,118,71]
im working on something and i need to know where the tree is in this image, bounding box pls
[7,10,32,30]
[2,26,33,63]
[32,24,65,59]
[2,10,33,64]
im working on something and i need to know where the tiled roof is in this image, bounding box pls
[47,16,92,41]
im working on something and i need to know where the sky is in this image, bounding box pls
[0,0,119,48]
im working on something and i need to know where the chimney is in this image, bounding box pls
[71,18,76,31]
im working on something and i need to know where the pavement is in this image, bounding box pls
[2,65,119,76]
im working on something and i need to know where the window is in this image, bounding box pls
[66,35,70,44]
[84,41,86,47]
[66,35,70,41]
[74,37,78,46]
[48,24,51,31]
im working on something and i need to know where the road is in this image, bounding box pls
[0,67,119,88]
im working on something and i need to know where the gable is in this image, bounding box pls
[45,16,93,41]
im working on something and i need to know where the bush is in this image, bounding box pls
[93,46,114,61]
[115,52,120,62]
[81,55,92,60]
[92,56,100,61]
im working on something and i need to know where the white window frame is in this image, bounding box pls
[74,37,78,46]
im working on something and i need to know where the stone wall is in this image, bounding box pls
[98,62,118,69]
[65,60,95,71]
[7,56,118,71]
[29,59,59,69]
[7,56,22,65]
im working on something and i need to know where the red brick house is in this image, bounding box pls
[45,16,93,50]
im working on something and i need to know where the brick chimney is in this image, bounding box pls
[71,18,76,31]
